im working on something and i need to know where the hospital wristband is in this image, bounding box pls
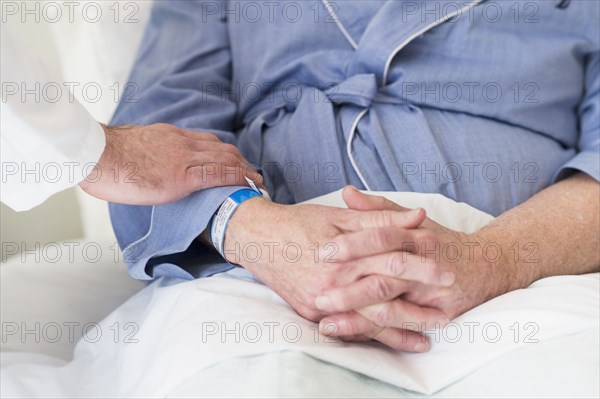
[210,182,270,259]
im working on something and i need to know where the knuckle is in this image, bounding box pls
[199,156,218,169]
[185,165,200,179]
[377,210,394,226]
[222,143,239,155]
[385,252,406,277]
[157,123,178,134]
[373,304,394,326]
[182,137,198,149]
[203,132,221,142]
[369,229,391,250]
[343,211,359,228]
[222,152,239,165]
[418,230,437,249]
[152,122,169,130]
[367,276,393,301]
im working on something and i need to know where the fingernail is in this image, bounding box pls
[315,295,334,311]
[318,320,325,333]
[415,340,429,352]
[319,319,339,335]
[439,272,455,286]
[409,208,423,217]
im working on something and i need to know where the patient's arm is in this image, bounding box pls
[315,174,599,349]
[474,172,599,286]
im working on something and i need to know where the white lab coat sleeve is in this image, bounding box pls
[0,25,106,212]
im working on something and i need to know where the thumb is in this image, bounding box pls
[342,185,411,212]
[342,186,426,229]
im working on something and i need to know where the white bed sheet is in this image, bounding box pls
[167,333,600,399]
[1,190,598,397]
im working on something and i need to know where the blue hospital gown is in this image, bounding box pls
[109,0,600,280]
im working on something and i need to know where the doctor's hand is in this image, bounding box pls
[223,192,451,325]
[79,123,262,205]
[313,188,513,352]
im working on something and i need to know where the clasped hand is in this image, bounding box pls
[225,186,509,352]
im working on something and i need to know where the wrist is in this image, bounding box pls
[468,228,535,295]
[79,124,112,193]
[223,196,280,265]
[450,232,509,311]
[225,195,277,243]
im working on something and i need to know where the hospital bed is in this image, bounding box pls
[1,2,598,397]
[2,188,598,397]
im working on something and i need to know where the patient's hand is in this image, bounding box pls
[314,188,514,351]
[79,123,262,205]
[224,194,452,323]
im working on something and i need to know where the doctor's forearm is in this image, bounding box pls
[475,172,600,291]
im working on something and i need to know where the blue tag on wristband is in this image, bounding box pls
[210,185,268,260]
